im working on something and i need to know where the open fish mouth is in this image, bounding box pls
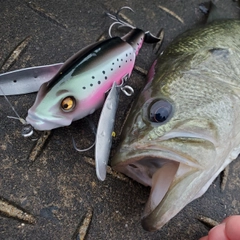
[122,156,180,214]
[112,146,203,231]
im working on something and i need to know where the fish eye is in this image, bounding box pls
[61,96,76,112]
[149,99,172,123]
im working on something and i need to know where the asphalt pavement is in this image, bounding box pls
[0,1,239,239]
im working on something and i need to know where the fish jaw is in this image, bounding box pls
[111,133,227,231]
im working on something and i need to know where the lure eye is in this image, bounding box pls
[149,99,172,123]
[61,96,76,112]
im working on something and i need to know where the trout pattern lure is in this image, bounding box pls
[26,28,145,131]
[26,25,159,131]
[0,7,160,180]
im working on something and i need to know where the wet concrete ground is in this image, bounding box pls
[0,0,240,239]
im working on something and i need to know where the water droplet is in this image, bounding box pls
[107,102,113,110]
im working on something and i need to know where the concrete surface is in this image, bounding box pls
[0,0,240,239]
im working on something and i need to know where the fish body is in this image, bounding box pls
[26,29,146,131]
[111,19,240,231]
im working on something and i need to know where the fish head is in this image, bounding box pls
[26,76,94,131]
[111,43,240,231]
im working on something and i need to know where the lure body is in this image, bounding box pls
[95,82,120,181]
[26,29,145,131]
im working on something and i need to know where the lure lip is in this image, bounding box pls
[0,63,63,96]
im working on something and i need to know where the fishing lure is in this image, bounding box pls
[0,7,160,180]
[95,81,121,181]
[26,23,159,132]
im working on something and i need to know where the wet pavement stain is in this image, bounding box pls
[0,1,240,239]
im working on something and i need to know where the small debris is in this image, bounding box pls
[0,198,35,224]
[1,36,31,72]
[96,33,106,42]
[83,156,96,168]
[118,98,135,137]
[158,5,184,24]
[133,65,148,76]
[77,208,93,240]
[29,130,51,161]
[198,215,219,228]
[83,157,129,182]
[153,28,165,55]
[199,3,210,14]
[106,165,129,182]
[221,165,229,192]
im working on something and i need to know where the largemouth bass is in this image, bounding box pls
[111,18,240,231]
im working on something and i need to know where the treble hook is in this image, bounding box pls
[108,22,122,38]
[106,6,135,38]
[72,117,96,152]
[72,137,95,152]
[116,6,135,27]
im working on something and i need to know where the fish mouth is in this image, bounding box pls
[112,147,202,231]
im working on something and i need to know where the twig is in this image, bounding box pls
[221,165,229,192]
[77,208,93,240]
[83,157,129,182]
[0,198,36,224]
[1,36,31,72]
[198,215,219,228]
[158,5,184,24]
[29,131,51,161]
